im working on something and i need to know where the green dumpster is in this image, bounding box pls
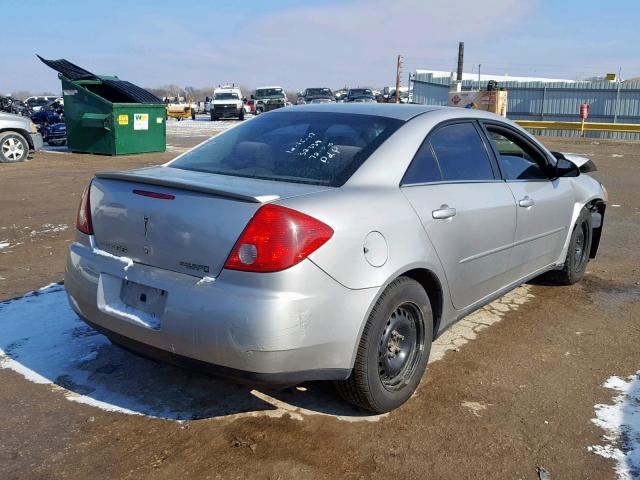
[38,56,166,155]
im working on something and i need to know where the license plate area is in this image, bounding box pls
[120,280,167,319]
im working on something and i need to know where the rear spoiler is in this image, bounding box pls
[95,171,280,203]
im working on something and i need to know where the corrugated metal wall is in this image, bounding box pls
[412,72,640,139]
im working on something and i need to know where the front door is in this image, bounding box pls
[482,124,574,280]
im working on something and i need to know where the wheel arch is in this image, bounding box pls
[585,198,606,258]
[0,128,33,149]
[351,266,445,368]
[401,268,444,338]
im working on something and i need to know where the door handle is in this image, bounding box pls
[518,197,535,208]
[432,205,457,219]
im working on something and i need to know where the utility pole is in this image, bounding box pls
[395,54,403,103]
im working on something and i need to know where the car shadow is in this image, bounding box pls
[0,284,376,421]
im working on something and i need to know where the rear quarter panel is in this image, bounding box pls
[278,186,447,292]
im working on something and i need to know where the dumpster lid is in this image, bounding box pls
[37,55,163,104]
[37,55,97,80]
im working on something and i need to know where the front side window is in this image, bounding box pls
[170,111,403,186]
[486,128,549,180]
[429,123,494,181]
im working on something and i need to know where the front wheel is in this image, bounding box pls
[544,207,593,285]
[0,132,29,163]
[239,109,245,121]
[334,277,433,413]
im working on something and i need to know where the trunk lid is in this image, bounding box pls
[90,166,331,278]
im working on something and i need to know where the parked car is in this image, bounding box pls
[344,88,376,103]
[64,104,606,413]
[25,96,60,112]
[297,87,335,104]
[253,86,287,114]
[0,96,30,116]
[0,112,43,162]
[334,89,348,102]
[211,86,245,121]
[244,97,255,114]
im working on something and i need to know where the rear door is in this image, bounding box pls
[401,121,517,310]
[481,123,574,280]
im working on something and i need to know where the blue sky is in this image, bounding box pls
[1,0,638,94]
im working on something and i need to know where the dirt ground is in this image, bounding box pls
[0,132,639,479]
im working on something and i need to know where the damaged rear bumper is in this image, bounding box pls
[64,236,377,385]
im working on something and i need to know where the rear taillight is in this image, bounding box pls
[224,204,333,273]
[76,182,93,235]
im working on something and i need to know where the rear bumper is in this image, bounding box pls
[64,237,377,384]
[82,316,349,386]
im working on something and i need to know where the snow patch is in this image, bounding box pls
[196,276,215,286]
[29,224,69,237]
[0,283,532,423]
[92,247,134,271]
[588,371,640,479]
[0,241,9,250]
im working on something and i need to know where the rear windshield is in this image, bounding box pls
[349,89,372,96]
[170,111,403,186]
[306,88,332,96]
[256,88,284,98]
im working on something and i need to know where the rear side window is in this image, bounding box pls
[486,128,549,180]
[402,141,442,184]
[169,111,403,186]
[429,123,494,181]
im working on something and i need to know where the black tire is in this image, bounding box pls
[191,110,196,120]
[0,132,29,163]
[239,109,245,121]
[334,277,433,413]
[211,113,219,121]
[545,207,593,285]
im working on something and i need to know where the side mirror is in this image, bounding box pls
[555,158,579,178]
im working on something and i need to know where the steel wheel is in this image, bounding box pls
[334,277,433,413]
[378,302,425,390]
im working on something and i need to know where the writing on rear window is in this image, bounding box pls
[285,132,342,163]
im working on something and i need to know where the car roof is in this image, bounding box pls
[277,103,442,120]
[276,103,515,123]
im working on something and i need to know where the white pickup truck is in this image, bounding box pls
[211,86,245,121]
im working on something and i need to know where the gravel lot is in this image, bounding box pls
[0,122,639,479]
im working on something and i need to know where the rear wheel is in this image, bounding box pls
[335,277,433,413]
[0,132,29,163]
[545,207,593,285]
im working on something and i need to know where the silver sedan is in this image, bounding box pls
[65,104,607,412]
